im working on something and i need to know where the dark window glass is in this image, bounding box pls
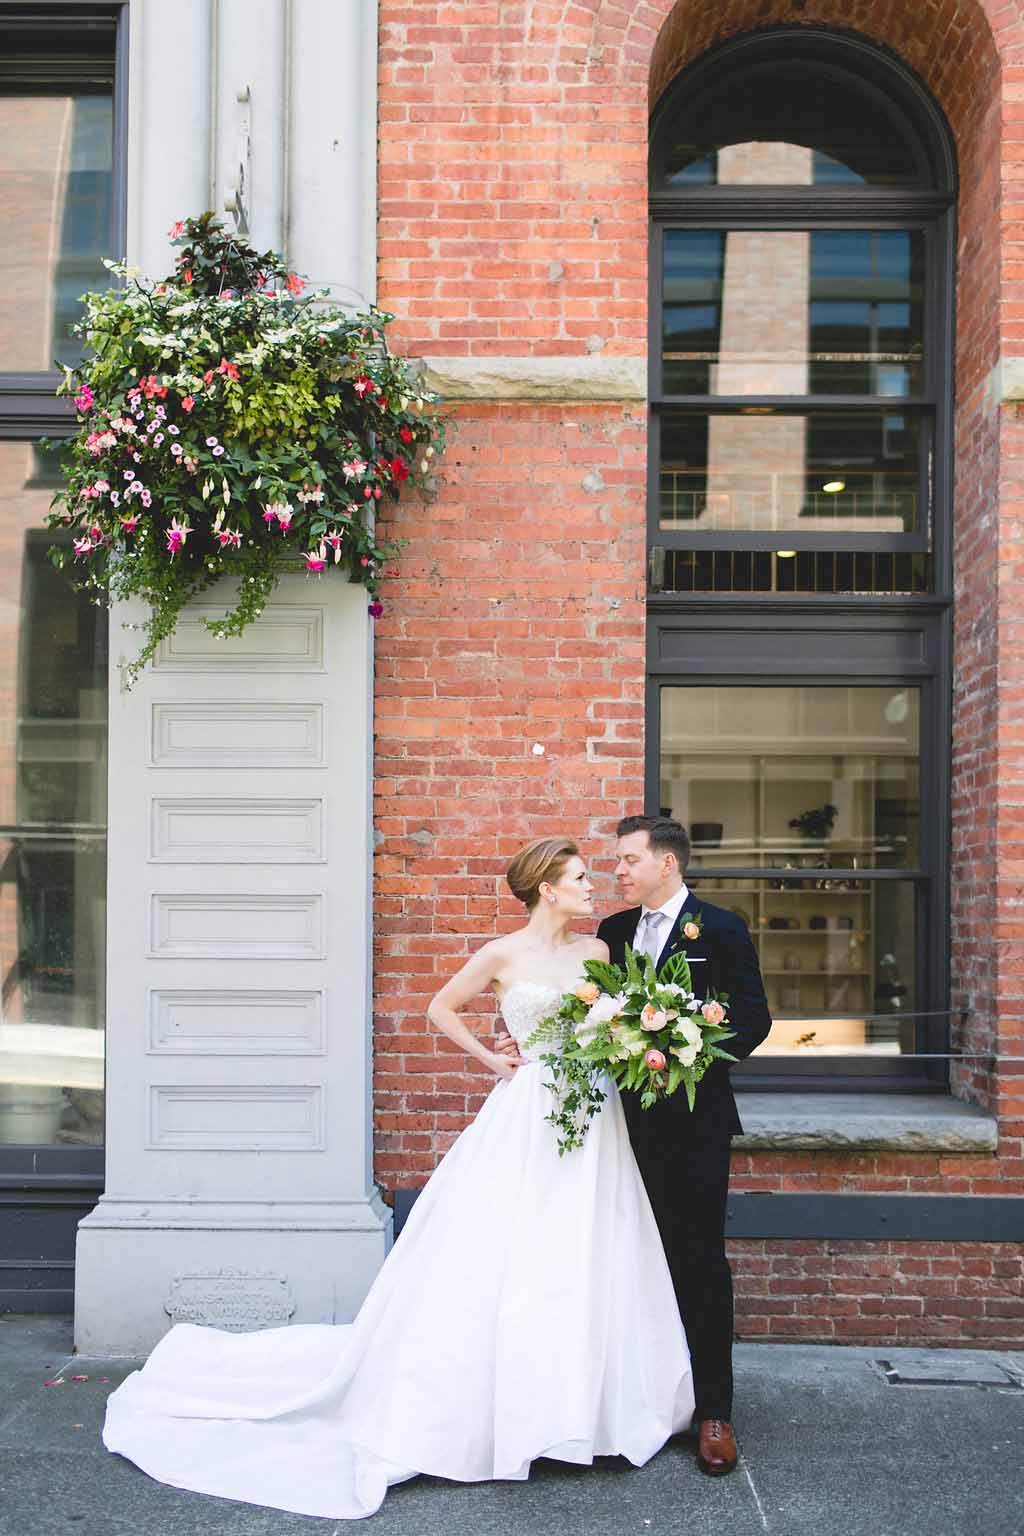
[655,62,930,190]
[662,230,925,397]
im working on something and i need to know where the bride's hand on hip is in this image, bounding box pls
[487,1046,524,1080]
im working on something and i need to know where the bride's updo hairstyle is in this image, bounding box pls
[506,836,579,910]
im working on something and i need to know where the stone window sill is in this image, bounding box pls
[732,1093,998,1153]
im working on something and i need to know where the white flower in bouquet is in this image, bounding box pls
[584,992,627,1030]
[674,1016,703,1047]
[671,1041,700,1068]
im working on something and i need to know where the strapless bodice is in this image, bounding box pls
[498,981,566,1062]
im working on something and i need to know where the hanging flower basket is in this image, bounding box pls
[46,213,446,685]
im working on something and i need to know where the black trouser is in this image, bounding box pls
[623,1100,734,1422]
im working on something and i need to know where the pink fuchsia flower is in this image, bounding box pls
[368,601,384,618]
[701,1000,726,1027]
[276,506,292,531]
[285,272,305,295]
[74,384,95,413]
[342,460,367,481]
[353,375,374,398]
[73,537,95,559]
[120,514,139,534]
[181,396,195,413]
[644,1048,667,1072]
[166,518,190,555]
[390,456,409,482]
[304,545,327,574]
[216,528,242,549]
[168,220,185,239]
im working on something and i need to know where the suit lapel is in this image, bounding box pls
[657,893,709,976]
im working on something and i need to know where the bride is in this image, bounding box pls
[103,836,695,1520]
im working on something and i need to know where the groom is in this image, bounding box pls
[597,815,771,1477]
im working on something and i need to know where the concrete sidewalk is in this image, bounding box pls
[1,1315,1022,1536]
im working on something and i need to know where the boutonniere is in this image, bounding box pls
[680,910,703,944]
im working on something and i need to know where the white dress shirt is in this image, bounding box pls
[636,883,691,965]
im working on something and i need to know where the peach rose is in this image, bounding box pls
[683,921,700,942]
[574,981,600,1004]
[640,1004,668,1031]
[644,1048,667,1072]
[701,1000,726,1027]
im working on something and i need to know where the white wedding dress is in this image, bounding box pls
[103,982,695,1520]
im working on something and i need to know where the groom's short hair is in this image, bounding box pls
[616,815,690,872]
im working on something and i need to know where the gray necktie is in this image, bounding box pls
[637,910,667,964]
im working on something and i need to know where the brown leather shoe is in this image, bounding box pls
[696,1419,738,1476]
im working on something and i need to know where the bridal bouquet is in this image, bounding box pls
[526,927,736,1154]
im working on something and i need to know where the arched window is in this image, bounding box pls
[647,30,955,1087]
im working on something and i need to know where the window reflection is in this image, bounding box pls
[0,443,107,1145]
[662,230,925,397]
[656,62,928,189]
[0,89,113,371]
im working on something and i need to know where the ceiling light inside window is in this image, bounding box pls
[822,479,846,493]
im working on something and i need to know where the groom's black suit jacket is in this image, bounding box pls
[596,893,772,1138]
[597,892,771,1419]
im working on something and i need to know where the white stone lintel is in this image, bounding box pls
[418,353,646,402]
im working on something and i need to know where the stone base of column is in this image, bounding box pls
[74,1192,392,1354]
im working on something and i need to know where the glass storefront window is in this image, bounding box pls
[662,230,925,397]
[660,684,922,1060]
[0,88,114,371]
[659,409,924,535]
[0,443,107,1145]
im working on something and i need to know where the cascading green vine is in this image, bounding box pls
[47,212,447,685]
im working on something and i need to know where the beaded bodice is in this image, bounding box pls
[498,982,567,1063]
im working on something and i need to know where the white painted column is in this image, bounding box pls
[75,0,386,1354]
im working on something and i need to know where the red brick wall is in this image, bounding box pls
[375,0,1024,1346]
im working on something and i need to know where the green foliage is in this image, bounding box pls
[47,212,447,685]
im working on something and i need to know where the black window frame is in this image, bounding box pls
[647,28,957,1092]
[0,0,128,1306]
